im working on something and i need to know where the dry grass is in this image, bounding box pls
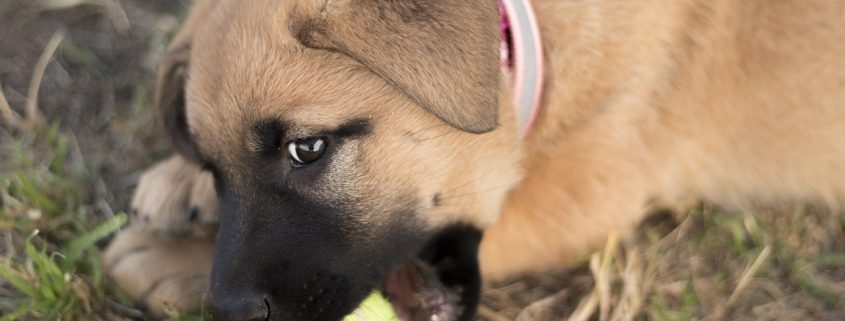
[1,1,844,320]
[478,206,845,321]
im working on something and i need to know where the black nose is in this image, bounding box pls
[212,291,269,321]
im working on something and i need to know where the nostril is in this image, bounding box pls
[212,293,269,321]
[263,297,271,321]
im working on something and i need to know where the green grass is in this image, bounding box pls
[634,206,845,321]
[0,121,131,321]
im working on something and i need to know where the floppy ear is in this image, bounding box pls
[294,0,501,133]
[153,0,218,163]
[155,45,201,163]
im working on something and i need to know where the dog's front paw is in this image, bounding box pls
[131,155,218,238]
[103,227,214,317]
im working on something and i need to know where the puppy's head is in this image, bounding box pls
[157,0,521,320]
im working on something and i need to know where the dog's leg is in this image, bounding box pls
[478,125,659,279]
[105,155,218,316]
[479,164,650,279]
[103,227,214,317]
[130,155,218,238]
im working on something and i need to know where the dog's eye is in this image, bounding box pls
[287,137,327,167]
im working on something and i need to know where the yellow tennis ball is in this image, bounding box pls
[343,291,398,321]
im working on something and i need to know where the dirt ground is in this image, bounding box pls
[1,1,843,320]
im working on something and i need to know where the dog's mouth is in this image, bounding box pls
[380,225,483,321]
[383,260,464,321]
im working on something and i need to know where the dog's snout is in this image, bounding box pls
[212,292,269,321]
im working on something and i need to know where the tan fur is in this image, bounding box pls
[481,0,845,277]
[105,0,845,316]
[128,155,218,238]
[183,0,521,230]
[103,227,214,314]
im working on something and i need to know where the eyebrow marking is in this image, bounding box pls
[253,119,287,156]
[329,118,372,138]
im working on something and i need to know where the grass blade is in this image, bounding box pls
[64,213,127,265]
[0,263,37,298]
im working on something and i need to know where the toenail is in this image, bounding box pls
[187,207,199,222]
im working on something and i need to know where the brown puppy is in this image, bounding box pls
[104,0,845,320]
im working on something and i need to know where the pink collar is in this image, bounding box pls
[499,0,544,138]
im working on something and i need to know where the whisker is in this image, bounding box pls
[416,130,461,143]
[437,170,502,195]
[407,121,451,137]
[438,182,521,202]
